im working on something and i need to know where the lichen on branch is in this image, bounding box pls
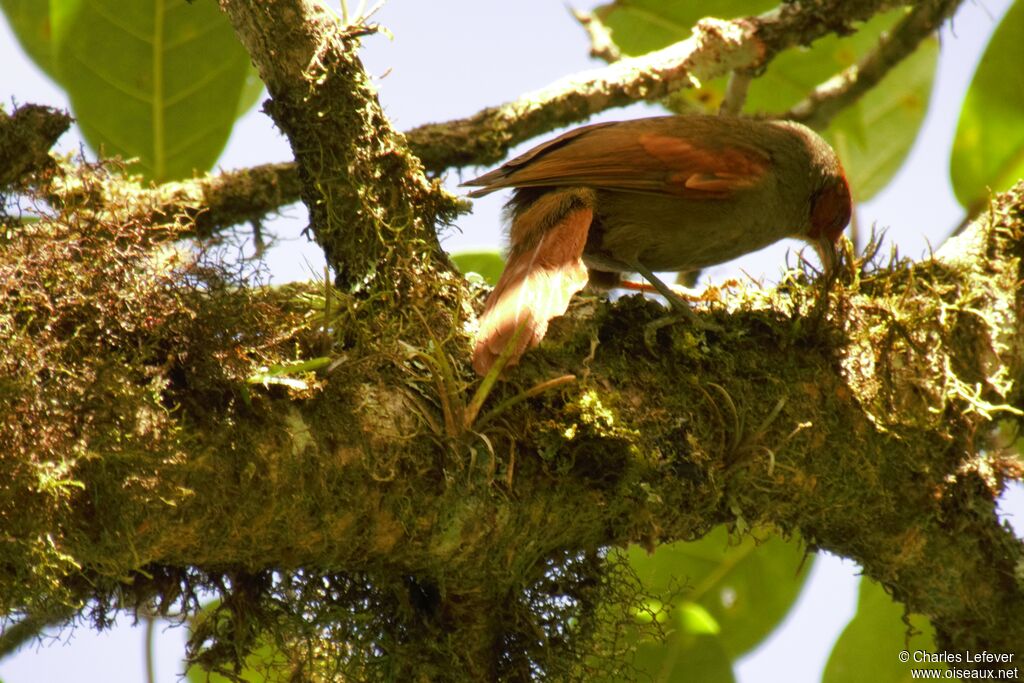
[217,0,461,294]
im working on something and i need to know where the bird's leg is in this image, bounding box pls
[589,268,701,301]
[630,262,703,322]
[616,279,703,301]
[628,262,721,353]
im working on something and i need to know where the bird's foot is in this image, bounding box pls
[627,263,721,344]
[642,308,721,355]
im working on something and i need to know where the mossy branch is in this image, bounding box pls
[0,104,71,187]
[3,172,1023,674]
[217,0,461,292]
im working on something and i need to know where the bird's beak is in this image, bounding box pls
[813,235,839,279]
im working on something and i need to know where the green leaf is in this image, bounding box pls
[48,0,260,181]
[451,250,506,286]
[632,632,736,683]
[236,68,266,119]
[822,31,936,200]
[617,527,810,681]
[823,577,951,683]
[676,601,720,636]
[591,2,938,201]
[951,0,1024,213]
[0,0,59,80]
[625,526,813,658]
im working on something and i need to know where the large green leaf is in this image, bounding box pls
[823,577,951,683]
[591,2,938,201]
[822,36,935,202]
[951,0,1024,213]
[624,526,813,660]
[632,631,736,683]
[43,0,260,181]
[0,0,59,80]
[235,68,266,119]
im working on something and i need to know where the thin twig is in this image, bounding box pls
[571,8,622,63]
[720,71,753,115]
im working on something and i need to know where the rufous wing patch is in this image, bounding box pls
[472,207,592,376]
[640,133,769,197]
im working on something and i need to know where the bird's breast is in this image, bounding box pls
[583,188,804,273]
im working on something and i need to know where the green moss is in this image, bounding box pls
[5,148,1023,675]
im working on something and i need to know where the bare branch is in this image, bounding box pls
[406,0,907,172]
[785,0,964,128]
[571,7,622,63]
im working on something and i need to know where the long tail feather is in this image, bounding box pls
[472,202,592,376]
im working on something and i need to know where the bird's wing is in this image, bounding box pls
[464,117,772,199]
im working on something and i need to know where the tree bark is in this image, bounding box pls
[1,0,1021,678]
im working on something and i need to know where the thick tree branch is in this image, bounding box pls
[217,0,460,290]
[3,181,1023,672]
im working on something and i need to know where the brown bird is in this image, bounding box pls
[464,114,851,376]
